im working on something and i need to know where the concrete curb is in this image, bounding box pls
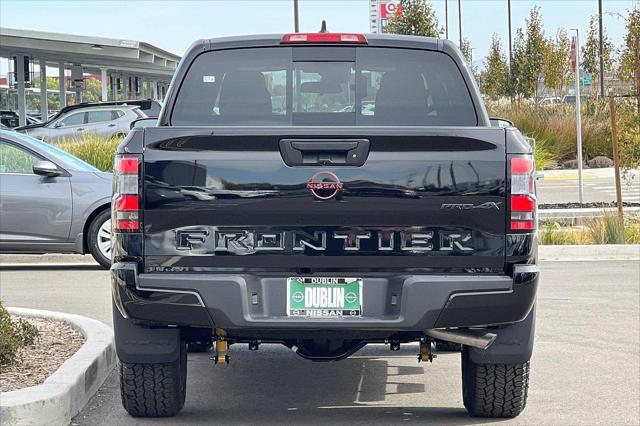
[0,308,115,426]
[539,244,640,261]
[0,254,96,265]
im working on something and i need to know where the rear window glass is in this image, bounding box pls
[171,47,477,126]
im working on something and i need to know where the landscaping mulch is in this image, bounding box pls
[540,201,640,209]
[0,316,84,392]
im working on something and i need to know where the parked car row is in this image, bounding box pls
[13,99,161,142]
[1,110,41,128]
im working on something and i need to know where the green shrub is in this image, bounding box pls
[625,221,640,244]
[587,213,628,244]
[617,99,640,170]
[0,301,38,371]
[488,101,612,165]
[538,222,571,245]
[55,133,124,172]
[538,222,594,245]
[532,138,556,171]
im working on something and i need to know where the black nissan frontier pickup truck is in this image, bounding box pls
[111,32,538,418]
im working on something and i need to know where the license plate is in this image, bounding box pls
[287,277,362,318]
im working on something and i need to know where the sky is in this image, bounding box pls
[0,0,637,72]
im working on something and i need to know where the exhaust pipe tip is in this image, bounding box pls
[425,329,497,350]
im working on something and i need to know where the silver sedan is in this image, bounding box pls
[0,130,112,267]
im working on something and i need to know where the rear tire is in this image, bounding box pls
[462,348,530,418]
[119,341,187,417]
[87,209,112,269]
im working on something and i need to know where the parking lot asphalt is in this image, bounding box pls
[1,260,638,425]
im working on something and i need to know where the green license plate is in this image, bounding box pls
[287,277,362,318]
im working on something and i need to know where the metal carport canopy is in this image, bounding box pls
[0,27,181,125]
[0,27,180,79]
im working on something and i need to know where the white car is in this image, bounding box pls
[538,97,561,107]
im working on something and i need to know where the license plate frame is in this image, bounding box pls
[286,277,363,318]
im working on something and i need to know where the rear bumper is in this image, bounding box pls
[111,263,538,332]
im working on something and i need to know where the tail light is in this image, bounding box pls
[281,33,367,44]
[510,156,537,231]
[113,155,141,232]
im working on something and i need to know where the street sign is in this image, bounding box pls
[380,0,402,19]
[378,0,403,33]
[582,74,592,86]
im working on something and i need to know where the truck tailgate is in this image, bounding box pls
[142,126,506,271]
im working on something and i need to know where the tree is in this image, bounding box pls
[522,6,546,98]
[509,7,546,100]
[542,29,571,97]
[581,15,614,94]
[618,8,640,112]
[459,37,479,80]
[482,34,509,100]
[386,0,443,37]
[510,28,527,99]
[460,37,472,64]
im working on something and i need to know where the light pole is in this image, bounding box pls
[571,28,584,205]
[445,0,449,39]
[598,0,605,98]
[508,0,513,102]
[458,0,462,48]
[508,0,512,69]
[293,0,299,32]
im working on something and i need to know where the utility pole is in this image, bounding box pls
[293,0,299,32]
[508,0,513,102]
[458,0,462,48]
[571,29,584,205]
[608,90,623,221]
[598,0,605,98]
[508,0,513,64]
[445,0,449,39]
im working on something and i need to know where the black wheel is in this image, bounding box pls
[119,341,187,417]
[462,348,530,418]
[187,341,212,353]
[87,209,112,269]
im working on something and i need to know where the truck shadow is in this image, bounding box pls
[173,344,504,425]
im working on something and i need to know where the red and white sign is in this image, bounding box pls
[380,1,403,19]
[570,37,577,70]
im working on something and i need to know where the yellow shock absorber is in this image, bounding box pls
[214,328,229,364]
[418,339,436,363]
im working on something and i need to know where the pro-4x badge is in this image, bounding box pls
[307,171,343,200]
[440,202,502,210]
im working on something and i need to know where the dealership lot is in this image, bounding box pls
[1,259,638,425]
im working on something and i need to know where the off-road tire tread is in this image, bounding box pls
[119,347,186,417]
[462,350,529,418]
